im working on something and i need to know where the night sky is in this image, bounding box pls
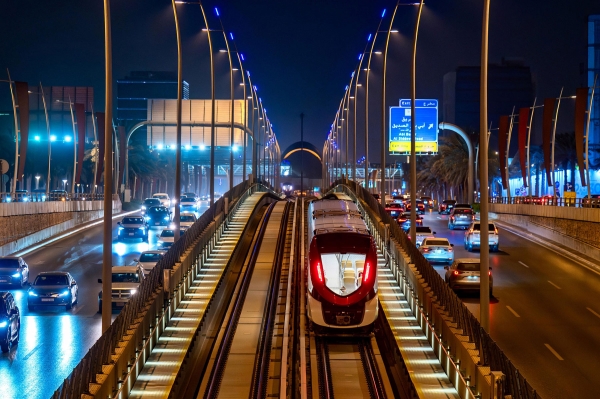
[1,0,599,158]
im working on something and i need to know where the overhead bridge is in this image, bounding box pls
[50,182,540,399]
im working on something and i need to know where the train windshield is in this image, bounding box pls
[316,234,372,297]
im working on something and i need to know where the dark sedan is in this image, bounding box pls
[397,211,423,232]
[145,206,171,227]
[117,216,149,242]
[0,257,29,287]
[141,198,161,215]
[27,272,79,311]
[0,292,20,352]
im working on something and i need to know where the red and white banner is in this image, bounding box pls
[15,82,30,182]
[498,115,509,189]
[574,87,588,187]
[542,98,555,185]
[96,112,105,186]
[518,107,529,187]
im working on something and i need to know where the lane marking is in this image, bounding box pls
[14,209,139,257]
[518,261,529,268]
[547,280,562,290]
[506,306,521,318]
[493,221,600,277]
[22,345,41,361]
[586,307,600,320]
[544,344,564,361]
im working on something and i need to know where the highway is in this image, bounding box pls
[420,210,600,399]
[0,203,209,399]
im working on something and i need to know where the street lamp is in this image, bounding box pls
[55,98,78,195]
[35,175,40,190]
[62,179,67,190]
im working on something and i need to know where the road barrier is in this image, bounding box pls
[338,181,541,399]
[49,181,271,399]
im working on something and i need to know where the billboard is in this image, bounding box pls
[389,99,438,154]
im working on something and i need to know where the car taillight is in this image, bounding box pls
[494,228,498,234]
[472,215,475,220]
[453,270,459,275]
[450,217,454,221]
[488,270,491,276]
[448,247,453,252]
[422,248,429,252]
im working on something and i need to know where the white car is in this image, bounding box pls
[135,250,166,275]
[464,222,500,252]
[419,238,454,264]
[179,212,197,228]
[157,228,187,250]
[98,265,145,312]
[152,193,171,208]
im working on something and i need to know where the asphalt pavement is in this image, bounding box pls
[420,209,600,399]
[0,203,209,399]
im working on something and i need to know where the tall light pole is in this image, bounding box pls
[5,70,19,194]
[410,0,424,243]
[479,0,491,331]
[199,3,215,205]
[102,0,114,333]
[172,0,183,242]
[37,83,52,195]
[381,2,400,206]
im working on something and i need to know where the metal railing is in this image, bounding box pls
[0,191,105,203]
[338,180,541,399]
[489,196,600,208]
[50,180,258,399]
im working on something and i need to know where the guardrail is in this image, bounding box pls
[50,180,267,399]
[337,180,540,399]
[490,196,600,208]
[0,191,104,203]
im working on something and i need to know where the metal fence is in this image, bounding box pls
[0,191,104,203]
[490,195,600,208]
[50,180,256,399]
[339,180,540,399]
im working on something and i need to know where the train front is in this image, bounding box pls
[307,230,378,331]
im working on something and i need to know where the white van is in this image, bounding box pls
[152,193,171,207]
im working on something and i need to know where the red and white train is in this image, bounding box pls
[306,193,379,331]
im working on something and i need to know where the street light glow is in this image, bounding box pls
[229,32,234,40]
[34,135,40,141]
[381,9,386,18]
[214,7,219,16]
[64,135,72,142]
[157,144,164,150]
[50,135,57,142]
[184,145,191,150]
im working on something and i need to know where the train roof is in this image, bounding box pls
[310,198,369,236]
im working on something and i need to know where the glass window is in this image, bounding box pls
[425,239,448,246]
[34,275,68,285]
[454,209,473,215]
[140,253,162,262]
[457,263,480,272]
[0,259,19,268]
[112,273,140,283]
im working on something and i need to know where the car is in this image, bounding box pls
[448,207,475,230]
[397,211,423,232]
[385,202,404,219]
[406,200,425,215]
[199,195,208,202]
[179,212,197,228]
[141,198,161,215]
[135,250,166,275]
[0,256,29,287]
[453,203,472,209]
[179,196,199,212]
[541,195,556,205]
[523,196,542,205]
[444,259,493,296]
[438,199,456,214]
[152,193,171,207]
[581,194,600,208]
[409,226,436,247]
[182,192,198,201]
[464,221,500,252]
[0,292,20,352]
[420,237,454,264]
[98,265,145,313]
[117,216,149,242]
[13,190,30,202]
[145,205,171,227]
[27,272,78,311]
[157,228,187,249]
[420,196,434,209]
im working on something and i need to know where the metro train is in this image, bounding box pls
[306,194,379,331]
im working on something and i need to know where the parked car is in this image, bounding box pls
[438,199,457,214]
[581,194,600,208]
[152,193,171,207]
[397,211,423,232]
[444,259,493,296]
[117,216,149,242]
[448,207,475,230]
[157,228,187,250]
[98,265,145,313]
[141,198,161,215]
[409,226,436,247]
[27,272,78,311]
[453,203,472,209]
[145,206,171,227]
[0,257,29,287]
[464,222,500,252]
[135,250,166,275]
[420,238,454,264]
[179,197,199,212]
[0,292,20,352]
[179,212,197,228]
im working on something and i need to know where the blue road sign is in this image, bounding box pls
[389,99,438,154]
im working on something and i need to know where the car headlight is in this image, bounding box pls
[118,226,124,231]
[164,216,169,221]
[5,198,11,203]
[0,321,7,328]
[12,272,20,278]
[59,289,69,296]
[158,240,164,246]
[28,291,38,296]
[130,289,137,295]
[141,205,146,210]
[139,227,145,231]
[23,197,28,202]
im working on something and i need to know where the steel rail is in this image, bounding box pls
[250,201,292,398]
[203,202,277,399]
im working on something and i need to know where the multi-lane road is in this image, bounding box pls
[421,210,600,399]
[0,204,208,399]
